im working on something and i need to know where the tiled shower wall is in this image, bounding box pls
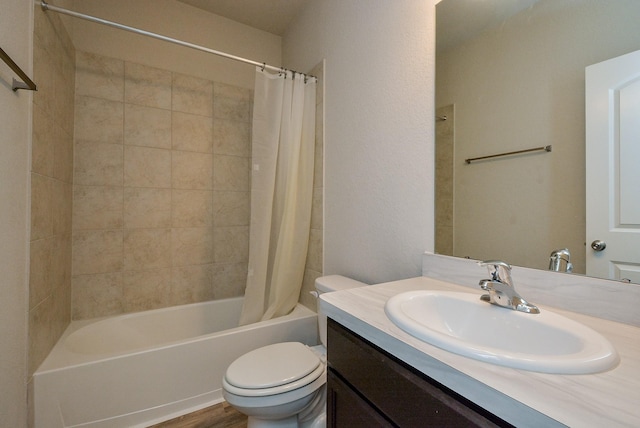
[29,5,75,376]
[435,104,453,256]
[72,52,252,319]
[300,61,324,310]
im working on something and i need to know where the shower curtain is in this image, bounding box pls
[239,68,317,325]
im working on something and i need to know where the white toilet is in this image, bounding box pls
[222,275,366,428]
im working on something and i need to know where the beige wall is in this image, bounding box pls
[1,1,31,425]
[436,0,640,272]
[71,51,252,319]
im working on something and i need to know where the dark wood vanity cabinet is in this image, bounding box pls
[326,319,512,428]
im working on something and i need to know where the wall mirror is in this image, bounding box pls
[435,0,640,283]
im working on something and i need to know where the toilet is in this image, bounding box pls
[222,275,366,428]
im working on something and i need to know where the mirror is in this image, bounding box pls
[435,0,640,282]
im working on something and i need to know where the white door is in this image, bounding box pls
[586,49,640,283]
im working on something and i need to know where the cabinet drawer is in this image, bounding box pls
[327,319,510,427]
[327,369,393,427]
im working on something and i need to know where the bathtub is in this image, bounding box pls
[33,298,319,428]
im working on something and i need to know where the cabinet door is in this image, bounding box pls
[327,319,510,428]
[327,369,393,428]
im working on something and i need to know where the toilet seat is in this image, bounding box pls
[223,342,324,397]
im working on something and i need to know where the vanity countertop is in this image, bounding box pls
[320,276,640,427]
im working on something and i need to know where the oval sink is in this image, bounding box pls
[385,290,618,374]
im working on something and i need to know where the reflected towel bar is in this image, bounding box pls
[465,145,551,164]
[0,46,37,91]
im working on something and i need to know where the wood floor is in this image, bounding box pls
[149,401,247,428]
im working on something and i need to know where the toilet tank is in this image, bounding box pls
[315,275,368,346]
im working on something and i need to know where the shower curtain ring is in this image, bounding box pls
[261,62,266,72]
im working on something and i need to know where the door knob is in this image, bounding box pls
[591,240,606,251]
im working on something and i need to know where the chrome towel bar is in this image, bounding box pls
[465,145,551,164]
[0,46,37,91]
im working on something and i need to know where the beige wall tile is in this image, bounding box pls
[51,278,71,339]
[74,142,123,186]
[212,191,249,226]
[55,61,76,137]
[51,234,72,293]
[53,125,74,183]
[32,19,56,116]
[213,119,250,157]
[214,96,251,122]
[72,230,123,275]
[213,155,249,191]
[212,262,247,299]
[124,104,171,149]
[28,296,56,375]
[123,228,172,271]
[29,237,53,310]
[172,73,213,117]
[123,269,171,312]
[310,187,323,230]
[31,173,53,241]
[171,264,214,305]
[75,51,124,102]
[172,227,213,266]
[70,52,257,319]
[32,106,54,176]
[72,272,123,319]
[124,62,171,109]
[172,151,213,190]
[51,181,72,237]
[172,189,213,228]
[213,226,248,264]
[214,82,252,102]
[314,127,323,191]
[306,228,323,273]
[29,0,76,379]
[172,112,213,153]
[124,146,171,188]
[123,187,171,228]
[73,185,123,230]
[75,96,123,144]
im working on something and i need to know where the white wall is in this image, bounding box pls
[0,0,31,425]
[283,1,436,284]
[70,0,282,89]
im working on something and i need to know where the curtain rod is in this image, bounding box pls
[39,0,315,79]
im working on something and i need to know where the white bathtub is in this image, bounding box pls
[34,298,319,428]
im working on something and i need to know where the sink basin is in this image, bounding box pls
[384,290,618,374]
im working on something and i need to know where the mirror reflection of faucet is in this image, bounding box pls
[549,248,573,273]
[478,260,540,314]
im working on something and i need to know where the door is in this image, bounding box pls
[586,49,640,283]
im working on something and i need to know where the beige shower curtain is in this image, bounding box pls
[239,68,316,325]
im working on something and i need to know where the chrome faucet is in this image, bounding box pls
[549,248,573,273]
[478,260,540,314]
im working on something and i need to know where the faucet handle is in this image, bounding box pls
[478,260,512,283]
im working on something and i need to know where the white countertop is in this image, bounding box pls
[320,276,640,427]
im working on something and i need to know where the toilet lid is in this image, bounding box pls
[225,342,321,389]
